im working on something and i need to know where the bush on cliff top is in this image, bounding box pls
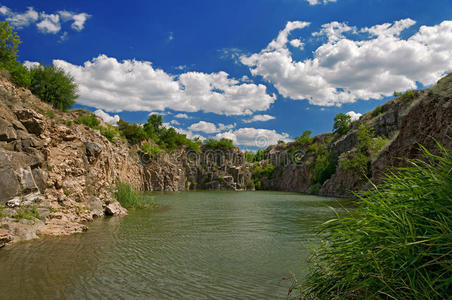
[299,142,452,299]
[29,64,78,111]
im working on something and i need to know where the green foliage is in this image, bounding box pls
[394,89,416,100]
[98,124,119,142]
[255,148,265,162]
[29,65,78,110]
[114,180,150,209]
[333,113,352,136]
[251,162,275,189]
[294,130,312,146]
[311,146,337,186]
[0,21,20,61]
[341,124,372,174]
[0,21,31,87]
[118,119,147,144]
[118,116,200,152]
[77,114,118,142]
[245,151,256,163]
[77,114,100,128]
[141,141,162,159]
[13,206,40,221]
[371,105,382,117]
[301,143,452,299]
[203,138,234,150]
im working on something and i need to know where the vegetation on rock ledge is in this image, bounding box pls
[298,143,452,299]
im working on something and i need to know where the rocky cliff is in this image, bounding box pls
[0,75,252,247]
[257,74,452,197]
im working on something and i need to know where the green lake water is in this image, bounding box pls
[0,191,353,299]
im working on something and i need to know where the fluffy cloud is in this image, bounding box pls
[188,121,218,133]
[0,5,90,34]
[306,0,337,5]
[187,121,235,134]
[174,113,189,119]
[215,128,291,147]
[241,19,452,106]
[345,111,362,121]
[243,114,275,123]
[54,54,276,115]
[0,6,38,28]
[94,109,120,125]
[59,11,91,31]
[37,13,60,34]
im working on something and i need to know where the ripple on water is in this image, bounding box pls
[0,191,353,300]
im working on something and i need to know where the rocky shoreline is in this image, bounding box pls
[1,73,451,248]
[0,75,253,247]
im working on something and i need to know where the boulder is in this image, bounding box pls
[14,108,46,135]
[104,201,127,216]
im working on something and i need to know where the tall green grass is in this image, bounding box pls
[114,181,150,209]
[300,143,451,299]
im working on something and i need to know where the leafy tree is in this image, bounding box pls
[144,114,163,138]
[0,21,30,87]
[0,21,20,63]
[203,138,234,150]
[255,148,265,161]
[29,65,78,110]
[118,119,147,144]
[245,151,256,163]
[333,113,352,136]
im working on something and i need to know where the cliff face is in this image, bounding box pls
[258,74,452,197]
[0,76,252,247]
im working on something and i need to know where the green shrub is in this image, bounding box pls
[118,119,147,144]
[29,65,78,110]
[114,180,149,209]
[301,143,452,299]
[372,105,382,117]
[203,138,235,150]
[333,113,352,136]
[340,124,372,174]
[141,142,162,159]
[77,114,100,128]
[294,130,312,146]
[98,124,119,142]
[251,162,275,189]
[311,149,337,185]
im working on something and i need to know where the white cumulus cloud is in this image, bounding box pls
[0,5,90,35]
[0,6,38,28]
[345,111,362,121]
[94,109,120,125]
[306,0,337,5]
[215,128,291,147]
[59,11,91,31]
[36,13,61,34]
[241,19,452,107]
[243,114,275,123]
[174,113,189,119]
[54,54,276,115]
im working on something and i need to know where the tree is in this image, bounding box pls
[0,21,20,63]
[29,65,78,110]
[144,114,163,137]
[333,113,352,136]
[0,21,30,87]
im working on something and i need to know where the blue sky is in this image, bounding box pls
[2,0,452,150]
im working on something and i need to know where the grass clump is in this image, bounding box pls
[300,143,452,299]
[114,180,150,209]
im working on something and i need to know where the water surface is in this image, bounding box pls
[0,191,352,299]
